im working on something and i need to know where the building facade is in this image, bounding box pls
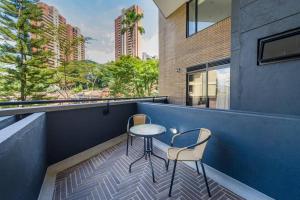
[38,2,85,67]
[155,0,300,116]
[115,5,142,60]
[158,0,231,108]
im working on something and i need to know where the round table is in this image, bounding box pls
[129,124,167,183]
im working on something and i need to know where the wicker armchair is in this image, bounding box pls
[167,128,212,197]
[126,114,151,156]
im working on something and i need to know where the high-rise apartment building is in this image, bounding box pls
[37,2,85,67]
[115,5,142,60]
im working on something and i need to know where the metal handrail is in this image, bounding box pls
[0,96,168,106]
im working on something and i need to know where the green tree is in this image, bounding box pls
[121,7,145,42]
[107,56,138,97]
[78,60,103,91]
[105,56,158,97]
[0,0,54,101]
[138,59,159,96]
[50,24,87,98]
[53,60,103,97]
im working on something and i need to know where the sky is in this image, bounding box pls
[42,0,159,64]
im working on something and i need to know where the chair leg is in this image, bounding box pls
[144,138,147,160]
[130,135,133,146]
[126,134,129,156]
[195,161,200,175]
[168,160,177,197]
[200,160,211,197]
[167,159,170,171]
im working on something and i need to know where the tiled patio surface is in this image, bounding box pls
[53,138,244,200]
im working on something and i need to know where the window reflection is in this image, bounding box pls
[187,66,230,109]
[208,68,230,109]
[188,71,207,107]
[188,0,196,36]
[187,0,231,36]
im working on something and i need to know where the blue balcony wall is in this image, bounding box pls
[137,102,300,200]
[0,113,47,200]
[46,103,137,164]
[0,116,16,130]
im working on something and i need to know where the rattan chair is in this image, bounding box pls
[167,128,212,197]
[126,114,151,156]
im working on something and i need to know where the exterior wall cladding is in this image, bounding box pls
[158,4,231,105]
[231,0,300,116]
[159,0,300,116]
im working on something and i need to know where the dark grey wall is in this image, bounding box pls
[231,0,300,115]
[0,116,16,130]
[0,113,47,200]
[137,102,300,200]
[46,103,136,164]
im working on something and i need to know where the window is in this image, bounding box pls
[258,27,300,65]
[187,59,230,109]
[187,0,231,37]
[188,71,207,107]
[188,0,196,36]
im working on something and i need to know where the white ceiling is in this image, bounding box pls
[154,0,231,19]
[153,0,189,18]
[190,0,231,22]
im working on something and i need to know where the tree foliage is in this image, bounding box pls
[0,1,158,101]
[50,24,88,98]
[53,60,104,97]
[104,56,158,97]
[121,8,145,36]
[0,0,54,100]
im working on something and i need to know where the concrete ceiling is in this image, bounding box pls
[154,0,231,19]
[153,0,189,18]
[191,0,232,22]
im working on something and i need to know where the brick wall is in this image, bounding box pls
[159,4,231,105]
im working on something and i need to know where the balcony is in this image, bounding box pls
[0,98,299,200]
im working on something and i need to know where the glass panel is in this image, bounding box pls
[262,34,300,60]
[197,0,231,32]
[208,67,230,109]
[188,71,207,107]
[188,0,196,36]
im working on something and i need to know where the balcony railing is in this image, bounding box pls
[0,96,168,116]
[0,96,168,107]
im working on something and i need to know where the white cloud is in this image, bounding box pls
[141,31,158,58]
[42,0,159,63]
[86,49,114,64]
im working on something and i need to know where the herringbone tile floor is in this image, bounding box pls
[53,138,244,200]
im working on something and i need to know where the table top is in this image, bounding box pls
[130,124,166,137]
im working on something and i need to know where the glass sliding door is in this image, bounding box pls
[187,71,207,107]
[208,66,230,109]
[187,63,230,109]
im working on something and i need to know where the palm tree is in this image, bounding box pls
[121,8,145,54]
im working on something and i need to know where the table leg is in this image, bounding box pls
[129,151,146,173]
[150,138,167,170]
[129,137,146,173]
[152,152,167,169]
[128,136,167,182]
[148,151,155,183]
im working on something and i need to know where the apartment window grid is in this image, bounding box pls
[187,58,230,110]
